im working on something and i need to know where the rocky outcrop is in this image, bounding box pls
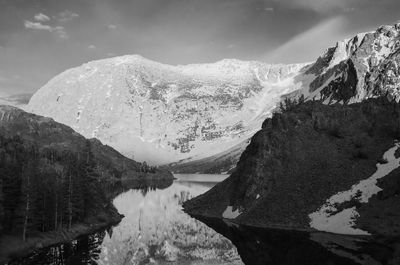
[184,97,400,236]
[299,23,400,103]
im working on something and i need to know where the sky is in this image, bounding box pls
[0,0,400,99]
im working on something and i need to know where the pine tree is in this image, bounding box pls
[0,176,4,232]
[19,145,41,241]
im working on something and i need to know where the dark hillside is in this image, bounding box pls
[184,97,400,235]
[0,105,172,263]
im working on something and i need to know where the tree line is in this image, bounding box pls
[0,135,114,241]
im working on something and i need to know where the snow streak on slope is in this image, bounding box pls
[222,206,242,219]
[309,142,400,235]
[28,55,308,164]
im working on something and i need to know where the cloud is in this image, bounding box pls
[24,20,68,39]
[88,44,96,49]
[273,0,353,13]
[264,7,274,12]
[24,21,52,31]
[57,10,79,22]
[55,27,68,39]
[263,16,352,63]
[344,7,356,12]
[0,75,11,84]
[34,13,50,22]
[108,24,117,30]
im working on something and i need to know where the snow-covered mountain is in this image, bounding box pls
[27,22,400,165]
[27,55,307,164]
[294,23,400,102]
[169,22,400,171]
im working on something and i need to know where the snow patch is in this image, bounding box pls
[222,206,241,219]
[309,142,400,235]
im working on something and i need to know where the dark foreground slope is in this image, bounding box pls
[184,97,400,235]
[0,105,172,180]
[0,105,172,263]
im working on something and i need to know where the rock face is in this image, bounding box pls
[27,56,308,165]
[297,23,400,102]
[184,98,400,236]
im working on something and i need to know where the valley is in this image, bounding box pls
[2,19,400,265]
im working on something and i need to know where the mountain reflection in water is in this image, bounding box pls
[9,174,400,265]
[9,174,242,265]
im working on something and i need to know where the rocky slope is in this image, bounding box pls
[165,138,250,174]
[174,22,400,173]
[184,97,400,236]
[27,55,308,165]
[27,23,400,171]
[296,23,400,102]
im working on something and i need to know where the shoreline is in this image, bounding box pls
[0,212,124,264]
[0,171,174,264]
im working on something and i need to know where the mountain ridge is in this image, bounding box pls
[27,22,400,169]
[28,54,308,165]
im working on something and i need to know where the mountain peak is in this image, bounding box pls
[28,53,306,164]
[27,22,400,166]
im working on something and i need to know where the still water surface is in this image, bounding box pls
[9,174,400,265]
[10,174,243,265]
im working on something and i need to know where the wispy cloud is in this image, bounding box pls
[24,21,68,39]
[56,10,79,23]
[88,44,96,49]
[34,13,50,22]
[264,7,274,12]
[344,7,356,12]
[273,0,354,13]
[24,21,53,31]
[263,16,352,63]
[108,24,117,30]
[0,75,11,84]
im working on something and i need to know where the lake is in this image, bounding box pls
[9,174,400,265]
[8,174,243,265]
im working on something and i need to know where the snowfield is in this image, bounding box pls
[222,206,241,219]
[27,55,309,165]
[309,141,400,235]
